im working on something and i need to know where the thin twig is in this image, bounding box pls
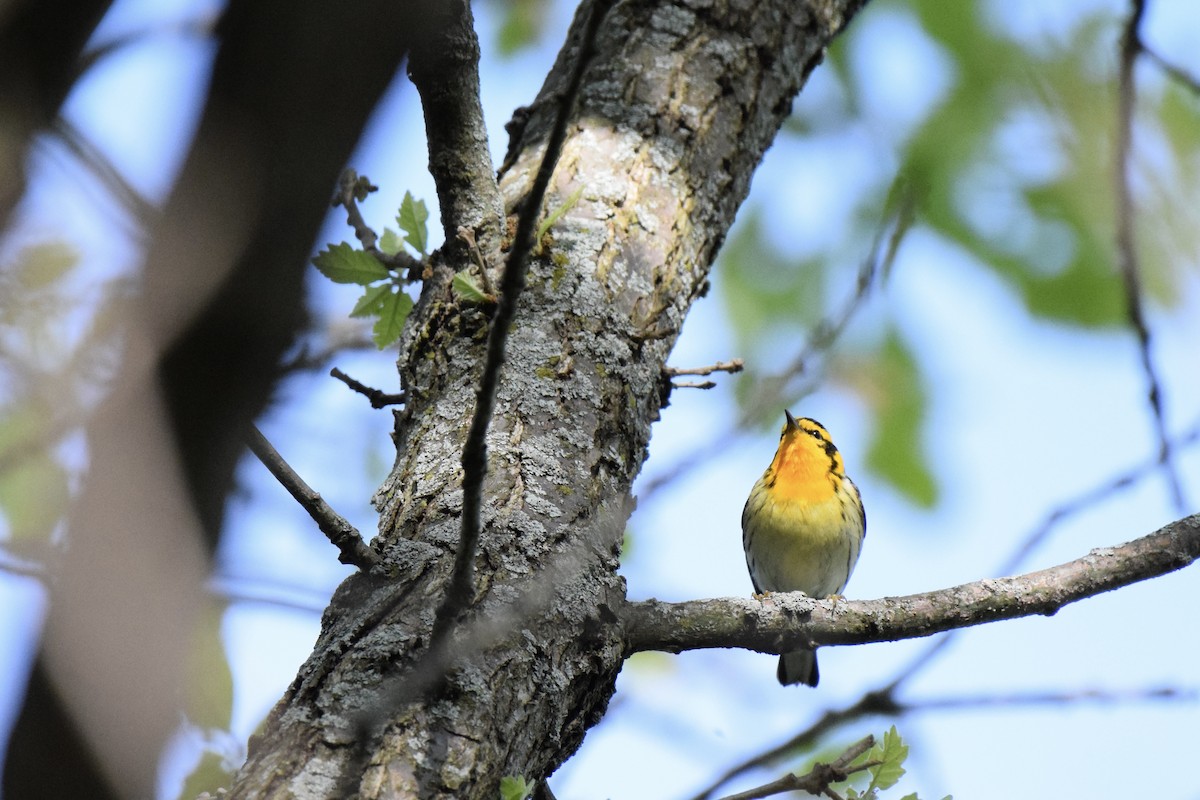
[458,225,496,297]
[998,414,1200,577]
[716,735,875,800]
[665,359,745,377]
[1142,46,1200,95]
[430,0,614,642]
[332,169,419,274]
[0,549,50,581]
[1115,0,1187,513]
[52,118,157,225]
[898,684,1196,712]
[672,380,718,390]
[742,187,913,424]
[689,694,898,800]
[330,367,406,408]
[245,425,379,572]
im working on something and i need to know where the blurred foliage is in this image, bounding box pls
[186,599,235,731]
[487,0,558,55]
[718,0,1200,505]
[0,242,126,546]
[0,405,70,542]
[842,329,936,507]
[177,750,235,800]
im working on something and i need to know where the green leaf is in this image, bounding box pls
[379,227,404,256]
[351,283,395,318]
[866,726,908,793]
[498,775,534,800]
[452,270,494,304]
[536,185,585,247]
[312,243,389,285]
[372,289,413,348]
[397,192,429,258]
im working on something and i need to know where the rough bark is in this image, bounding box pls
[229,1,869,797]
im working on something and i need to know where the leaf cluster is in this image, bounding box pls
[312,191,429,348]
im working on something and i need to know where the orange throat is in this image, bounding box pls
[768,436,838,504]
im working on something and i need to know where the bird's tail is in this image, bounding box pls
[777,650,819,687]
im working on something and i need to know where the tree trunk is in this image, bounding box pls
[229,1,868,796]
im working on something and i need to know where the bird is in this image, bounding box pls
[741,411,866,686]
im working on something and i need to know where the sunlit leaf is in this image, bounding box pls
[372,289,414,348]
[499,775,534,800]
[397,192,429,258]
[379,227,404,257]
[351,283,395,318]
[452,270,494,304]
[312,243,389,285]
[868,725,909,791]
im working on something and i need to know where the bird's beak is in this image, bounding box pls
[784,410,798,429]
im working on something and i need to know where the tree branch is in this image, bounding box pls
[245,425,379,572]
[330,367,405,408]
[431,0,613,641]
[1115,0,1187,512]
[623,513,1200,655]
[407,0,505,264]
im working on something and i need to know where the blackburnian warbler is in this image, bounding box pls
[742,411,866,686]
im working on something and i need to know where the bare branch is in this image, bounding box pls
[431,0,614,642]
[666,359,745,377]
[1115,0,1187,512]
[329,367,405,408]
[900,684,1197,712]
[623,513,1200,655]
[245,425,379,572]
[716,735,875,800]
[407,0,505,264]
[689,692,897,800]
[1142,46,1200,95]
